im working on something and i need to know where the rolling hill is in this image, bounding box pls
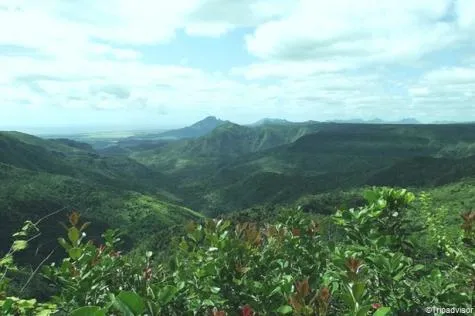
[124,122,475,213]
[0,132,202,262]
[130,121,320,171]
[3,121,475,247]
[0,131,181,194]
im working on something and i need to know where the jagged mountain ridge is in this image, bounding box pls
[156,116,228,139]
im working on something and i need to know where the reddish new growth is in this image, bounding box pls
[295,279,310,298]
[211,307,226,316]
[143,267,152,281]
[461,211,475,232]
[292,228,301,237]
[318,287,330,303]
[307,220,320,236]
[241,304,254,316]
[345,258,363,274]
[372,303,382,309]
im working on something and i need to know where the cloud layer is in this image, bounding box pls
[1,0,474,128]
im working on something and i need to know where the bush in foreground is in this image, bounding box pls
[1,187,474,315]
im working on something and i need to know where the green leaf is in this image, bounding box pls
[158,285,178,305]
[12,240,28,251]
[363,190,380,203]
[0,254,13,267]
[352,282,365,301]
[373,307,392,316]
[210,286,220,294]
[202,299,214,306]
[115,291,145,315]
[276,305,293,314]
[17,298,36,307]
[12,231,27,237]
[393,271,405,281]
[68,227,80,245]
[70,306,106,316]
[1,298,14,313]
[21,221,35,232]
[269,286,282,296]
[36,310,56,316]
[68,247,83,260]
[356,304,372,316]
[57,238,71,251]
[412,264,425,272]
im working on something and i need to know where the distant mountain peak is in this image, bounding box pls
[213,121,243,131]
[199,115,219,122]
[249,118,292,127]
[191,116,225,127]
[398,118,421,124]
[328,117,421,125]
[158,116,227,139]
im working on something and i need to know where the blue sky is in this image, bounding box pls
[0,0,474,133]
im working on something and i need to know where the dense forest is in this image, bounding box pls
[1,119,474,315]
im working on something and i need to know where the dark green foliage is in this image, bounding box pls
[129,121,320,170]
[2,123,475,314]
[1,188,473,315]
[129,122,475,213]
[0,133,201,264]
[49,122,475,216]
[367,155,475,187]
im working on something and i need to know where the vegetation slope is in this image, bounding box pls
[0,132,201,262]
[122,123,475,214]
[1,121,475,315]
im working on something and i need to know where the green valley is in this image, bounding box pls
[107,121,475,214]
[1,119,474,315]
[4,2,475,314]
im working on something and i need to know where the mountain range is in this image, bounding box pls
[326,118,422,124]
[155,116,228,139]
[75,116,470,149]
[122,119,475,213]
[157,116,424,140]
[247,118,295,126]
[2,117,475,261]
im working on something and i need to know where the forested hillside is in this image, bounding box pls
[1,122,474,315]
[0,132,201,263]
[118,122,475,214]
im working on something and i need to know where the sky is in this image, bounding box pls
[0,0,475,132]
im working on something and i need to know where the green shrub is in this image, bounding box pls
[1,187,473,315]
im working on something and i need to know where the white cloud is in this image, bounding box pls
[455,0,475,29]
[230,60,354,79]
[0,0,289,50]
[185,22,235,38]
[422,67,475,84]
[245,0,461,64]
[408,87,430,97]
[0,0,472,61]
[407,65,475,120]
[0,0,474,127]
[184,0,296,36]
